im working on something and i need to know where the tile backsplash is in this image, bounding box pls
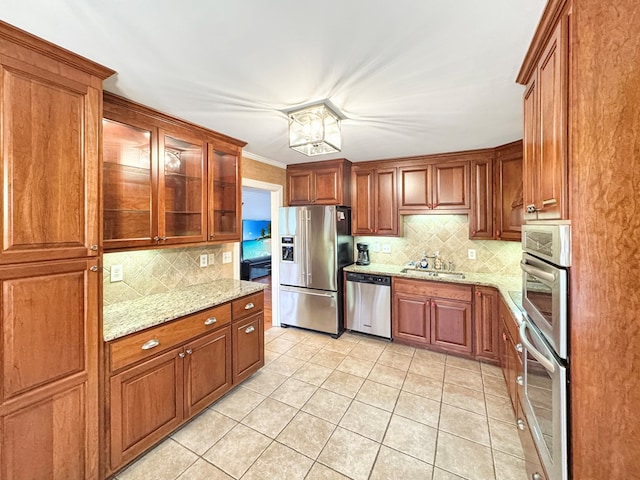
[103,244,235,305]
[355,215,521,276]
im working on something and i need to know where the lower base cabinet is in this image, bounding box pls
[392,278,472,355]
[232,313,264,384]
[106,292,263,476]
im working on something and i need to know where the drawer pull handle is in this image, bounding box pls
[245,325,255,334]
[244,302,255,310]
[204,317,218,325]
[141,339,160,350]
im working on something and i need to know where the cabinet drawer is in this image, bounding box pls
[500,297,519,343]
[232,292,264,321]
[110,304,231,372]
[393,277,472,302]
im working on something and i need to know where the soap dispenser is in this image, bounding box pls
[420,252,428,269]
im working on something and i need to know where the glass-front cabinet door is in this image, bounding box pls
[208,142,241,242]
[103,118,155,248]
[159,129,207,243]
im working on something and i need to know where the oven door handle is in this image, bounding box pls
[519,320,556,373]
[520,260,556,283]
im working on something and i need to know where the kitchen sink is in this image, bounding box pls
[400,268,465,279]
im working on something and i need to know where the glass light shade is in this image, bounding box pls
[288,103,342,156]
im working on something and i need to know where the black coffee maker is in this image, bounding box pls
[356,242,370,265]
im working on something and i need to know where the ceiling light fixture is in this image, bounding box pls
[287,102,342,156]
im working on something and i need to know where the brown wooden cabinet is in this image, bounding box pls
[392,278,472,355]
[103,94,245,249]
[399,161,470,213]
[0,22,113,480]
[469,157,494,239]
[106,292,262,475]
[352,166,398,236]
[474,287,499,362]
[499,296,521,413]
[495,141,523,241]
[208,141,242,242]
[109,346,184,469]
[286,158,351,206]
[231,293,265,384]
[0,259,101,480]
[520,7,570,221]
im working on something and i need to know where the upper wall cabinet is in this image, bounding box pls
[0,25,113,265]
[495,141,523,241]
[518,5,571,221]
[286,158,351,206]
[208,141,242,242]
[103,94,245,249]
[352,166,398,236]
[398,160,470,214]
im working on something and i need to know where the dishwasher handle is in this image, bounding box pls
[345,272,391,287]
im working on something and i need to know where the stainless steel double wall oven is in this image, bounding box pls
[520,223,571,480]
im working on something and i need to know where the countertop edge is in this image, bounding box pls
[104,280,266,342]
[344,264,524,324]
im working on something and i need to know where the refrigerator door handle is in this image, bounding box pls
[281,286,334,298]
[305,210,312,284]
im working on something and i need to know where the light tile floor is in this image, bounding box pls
[115,327,530,480]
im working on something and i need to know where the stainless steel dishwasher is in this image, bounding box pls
[345,272,391,339]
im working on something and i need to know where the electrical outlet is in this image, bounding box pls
[372,242,380,252]
[468,249,476,260]
[382,244,391,254]
[208,253,215,265]
[199,254,208,267]
[110,264,123,282]
[222,251,232,264]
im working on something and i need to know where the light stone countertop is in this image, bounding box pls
[344,263,524,324]
[103,279,266,342]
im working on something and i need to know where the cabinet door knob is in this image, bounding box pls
[502,332,507,341]
[204,317,217,325]
[532,473,543,480]
[496,230,501,237]
[245,325,255,334]
[476,291,482,297]
[90,266,99,272]
[516,343,523,353]
[432,203,438,209]
[186,349,193,355]
[142,339,160,350]
[160,236,167,241]
[153,236,160,241]
[471,230,476,235]
[526,204,538,214]
[516,375,524,386]
[90,244,99,251]
[516,418,526,431]
[244,302,255,310]
[178,352,185,358]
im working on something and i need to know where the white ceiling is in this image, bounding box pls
[2,0,545,165]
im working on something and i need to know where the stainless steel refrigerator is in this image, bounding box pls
[279,205,353,337]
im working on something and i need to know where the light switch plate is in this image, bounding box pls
[110,264,123,282]
[199,254,208,267]
[382,244,391,253]
[222,252,232,264]
[372,242,380,252]
[468,249,476,260]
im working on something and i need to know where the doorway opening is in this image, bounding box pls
[241,178,283,329]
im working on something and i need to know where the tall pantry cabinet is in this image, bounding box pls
[0,21,113,480]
